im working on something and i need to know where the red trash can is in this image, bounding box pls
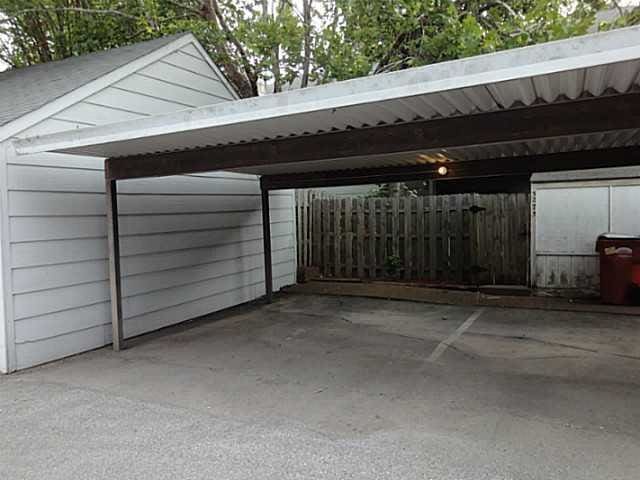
[596,235,634,305]
[633,264,640,286]
[595,233,640,262]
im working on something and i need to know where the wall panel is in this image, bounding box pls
[5,40,294,370]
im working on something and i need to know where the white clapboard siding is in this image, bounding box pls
[11,221,293,267]
[14,254,295,322]
[0,305,5,372]
[163,51,219,79]
[88,87,195,115]
[8,190,292,216]
[13,272,290,370]
[55,101,146,124]
[12,245,294,322]
[11,239,294,294]
[10,209,293,242]
[8,151,103,169]
[115,74,224,107]
[140,61,234,99]
[5,40,295,370]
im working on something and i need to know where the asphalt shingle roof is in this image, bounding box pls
[0,33,188,128]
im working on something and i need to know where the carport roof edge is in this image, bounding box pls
[13,25,640,162]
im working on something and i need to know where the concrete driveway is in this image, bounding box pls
[1,293,639,479]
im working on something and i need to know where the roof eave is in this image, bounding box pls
[13,25,640,158]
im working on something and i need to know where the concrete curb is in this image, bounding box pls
[284,281,640,316]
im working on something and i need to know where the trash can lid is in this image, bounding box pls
[597,232,640,240]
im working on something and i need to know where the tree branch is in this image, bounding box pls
[163,0,202,17]
[478,1,520,19]
[2,7,140,22]
[209,0,258,95]
[611,0,625,18]
[374,15,427,74]
[300,0,312,88]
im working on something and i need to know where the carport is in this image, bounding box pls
[15,26,640,352]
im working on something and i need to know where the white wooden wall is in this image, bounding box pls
[2,41,296,371]
[0,242,6,372]
[532,177,640,290]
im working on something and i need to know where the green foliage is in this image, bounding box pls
[315,0,602,78]
[384,254,402,279]
[0,0,155,66]
[368,183,417,198]
[0,0,622,96]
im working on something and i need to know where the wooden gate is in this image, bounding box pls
[296,191,530,285]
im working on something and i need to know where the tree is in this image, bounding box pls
[0,0,311,97]
[314,0,606,82]
[598,1,640,30]
[0,0,632,98]
[0,0,153,68]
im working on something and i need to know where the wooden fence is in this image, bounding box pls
[295,191,530,285]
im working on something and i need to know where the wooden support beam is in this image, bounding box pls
[105,179,124,351]
[105,93,640,180]
[261,188,273,303]
[260,146,640,190]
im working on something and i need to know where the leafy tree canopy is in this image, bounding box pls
[0,1,637,97]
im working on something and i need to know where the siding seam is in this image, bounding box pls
[14,270,294,339]
[135,72,232,101]
[109,85,197,109]
[158,58,222,81]
[10,238,294,270]
[12,246,295,295]
[11,219,293,244]
[80,100,153,117]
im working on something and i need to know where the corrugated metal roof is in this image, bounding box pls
[14,26,640,176]
[0,34,189,128]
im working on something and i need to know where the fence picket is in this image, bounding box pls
[392,197,400,259]
[404,197,412,280]
[312,194,321,267]
[379,198,387,276]
[322,197,330,275]
[333,198,341,277]
[345,198,353,277]
[303,190,310,266]
[455,195,464,283]
[429,194,437,281]
[356,199,365,278]
[299,191,528,285]
[416,196,425,278]
[296,190,302,267]
[368,198,376,278]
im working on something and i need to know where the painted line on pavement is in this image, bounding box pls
[427,307,486,362]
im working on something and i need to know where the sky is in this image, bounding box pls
[1,1,639,73]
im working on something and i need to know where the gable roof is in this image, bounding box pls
[0,33,190,128]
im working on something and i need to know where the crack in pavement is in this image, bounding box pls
[465,332,640,361]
